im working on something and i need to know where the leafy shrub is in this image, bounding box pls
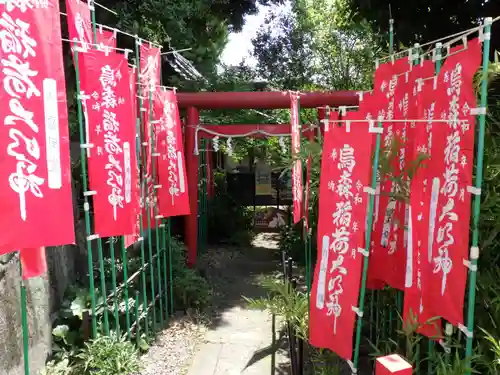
[74,335,141,375]
[169,237,213,310]
[207,171,253,244]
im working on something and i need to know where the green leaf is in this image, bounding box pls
[138,338,149,351]
[70,295,87,319]
[52,325,69,339]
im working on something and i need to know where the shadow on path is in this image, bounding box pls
[187,232,292,375]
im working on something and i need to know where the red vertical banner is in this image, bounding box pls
[124,66,141,248]
[81,49,140,237]
[309,111,373,360]
[426,39,481,326]
[154,90,190,217]
[20,247,47,279]
[403,61,442,337]
[367,58,410,290]
[96,27,116,48]
[290,93,303,224]
[65,0,93,53]
[139,44,161,227]
[0,1,75,251]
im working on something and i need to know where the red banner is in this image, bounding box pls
[290,94,303,223]
[0,2,75,251]
[309,111,373,360]
[65,0,93,53]
[154,90,190,217]
[96,27,116,48]
[20,247,47,280]
[139,44,161,227]
[403,61,442,337]
[82,49,140,237]
[124,66,141,248]
[368,58,410,290]
[425,39,481,326]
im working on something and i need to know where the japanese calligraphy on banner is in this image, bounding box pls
[404,61,442,338]
[309,111,373,360]
[0,1,75,251]
[290,93,302,224]
[65,0,93,53]
[96,27,116,48]
[368,58,410,290]
[81,49,140,237]
[154,90,190,217]
[426,39,481,326]
[139,44,161,193]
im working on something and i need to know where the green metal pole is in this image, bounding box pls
[168,220,174,314]
[147,91,157,332]
[150,93,163,328]
[109,238,119,334]
[425,41,443,374]
[74,45,98,337]
[134,41,149,337]
[135,291,140,346]
[161,219,169,323]
[19,259,29,375]
[353,121,383,369]
[389,19,394,56]
[465,17,492,373]
[97,240,109,335]
[122,236,131,338]
[89,1,111,337]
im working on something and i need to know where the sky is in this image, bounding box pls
[220,6,267,67]
[220,2,291,67]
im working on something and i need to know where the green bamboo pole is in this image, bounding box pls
[353,121,383,370]
[134,42,149,337]
[147,92,157,332]
[74,45,98,337]
[122,236,131,338]
[109,238,119,334]
[19,259,29,375]
[464,17,492,373]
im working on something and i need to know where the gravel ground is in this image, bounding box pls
[137,315,208,375]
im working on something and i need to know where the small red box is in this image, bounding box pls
[375,354,412,375]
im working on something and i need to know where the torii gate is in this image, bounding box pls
[177,90,359,266]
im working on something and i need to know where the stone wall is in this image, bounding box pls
[0,142,88,375]
[0,241,86,375]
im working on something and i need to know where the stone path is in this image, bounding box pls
[187,233,291,375]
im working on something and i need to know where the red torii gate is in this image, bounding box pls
[177,90,359,266]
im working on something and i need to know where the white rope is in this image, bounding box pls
[192,124,316,155]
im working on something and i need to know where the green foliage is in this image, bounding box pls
[207,171,254,244]
[245,276,309,340]
[43,332,141,375]
[74,335,141,375]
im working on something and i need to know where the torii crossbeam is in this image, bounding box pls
[178,91,359,266]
